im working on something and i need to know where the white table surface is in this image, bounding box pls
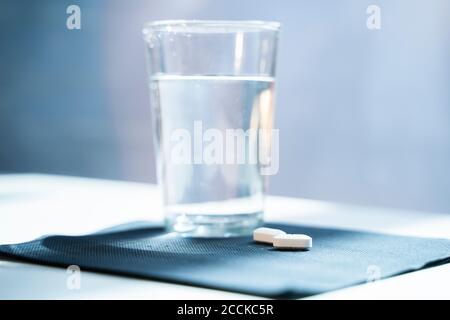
[1,174,449,299]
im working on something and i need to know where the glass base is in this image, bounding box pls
[165,212,263,238]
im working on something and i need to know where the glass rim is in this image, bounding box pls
[142,20,281,33]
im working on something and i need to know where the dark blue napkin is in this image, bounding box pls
[1,223,449,298]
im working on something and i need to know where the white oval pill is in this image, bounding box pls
[253,227,286,244]
[273,234,312,250]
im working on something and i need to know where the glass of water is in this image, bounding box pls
[143,20,280,237]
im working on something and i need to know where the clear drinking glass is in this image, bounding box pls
[143,20,280,237]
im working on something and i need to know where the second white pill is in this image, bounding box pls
[273,234,312,250]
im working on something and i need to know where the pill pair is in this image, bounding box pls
[253,227,312,250]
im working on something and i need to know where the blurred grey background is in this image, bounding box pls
[0,0,449,213]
